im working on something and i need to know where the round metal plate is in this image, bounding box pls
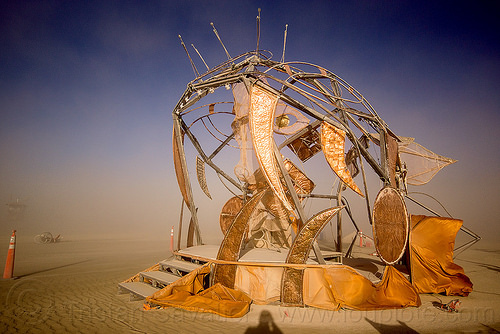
[372,187,409,265]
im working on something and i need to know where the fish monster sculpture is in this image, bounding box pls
[170,30,462,299]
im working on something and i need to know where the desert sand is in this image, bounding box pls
[0,234,499,333]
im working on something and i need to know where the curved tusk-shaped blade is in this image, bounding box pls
[321,122,364,197]
[281,206,343,306]
[196,156,212,199]
[212,190,266,288]
[172,123,191,207]
[249,85,294,211]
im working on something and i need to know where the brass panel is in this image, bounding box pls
[212,190,266,288]
[196,156,212,199]
[321,122,364,197]
[249,85,293,211]
[373,187,409,265]
[281,207,342,306]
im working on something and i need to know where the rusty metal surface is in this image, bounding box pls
[249,85,293,211]
[212,190,266,288]
[372,187,409,265]
[281,207,342,306]
[321,122,364,197]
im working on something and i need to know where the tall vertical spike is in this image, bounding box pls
[191,44,210,71]
[281,24,288,63]
[256,8,261,55]
[178,35,199,77]
[210,22,231,60]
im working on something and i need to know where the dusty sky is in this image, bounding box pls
[1,1,499,243]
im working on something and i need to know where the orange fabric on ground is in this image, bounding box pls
[410,215,473,296]
[304,265,421,310]
[146,264,252,318]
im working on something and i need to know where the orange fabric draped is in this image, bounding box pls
[146,264,252,318]
[409,215,473,296]
[304,265,421,311]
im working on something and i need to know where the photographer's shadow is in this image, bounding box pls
[245,310,283,334]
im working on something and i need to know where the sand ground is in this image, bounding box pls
[0,234,499,333]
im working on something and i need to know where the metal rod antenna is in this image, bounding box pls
[281,24,288,63]
[191,44,210,71]
[178,35,200,77]
[210,22,231,60]
[256,8,261,55]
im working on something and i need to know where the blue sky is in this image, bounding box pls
[1,1,499,242]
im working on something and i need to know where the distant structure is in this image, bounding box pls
[6,198,27,222]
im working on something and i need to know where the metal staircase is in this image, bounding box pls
[118,257,205,301]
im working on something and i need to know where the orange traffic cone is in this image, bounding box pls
[3,230,16,279]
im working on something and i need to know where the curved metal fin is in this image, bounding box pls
[249,85,293,211]
[281,206,342,306]
[173,124,191,208]
[196,156,212,199]
[211,190,266,288]
[321,122,364,197]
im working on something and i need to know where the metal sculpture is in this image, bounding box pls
[169,12,480,306]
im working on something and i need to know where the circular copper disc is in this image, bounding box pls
[372,187,409,265]
[219,196,244,235]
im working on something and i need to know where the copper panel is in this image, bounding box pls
[372,187,409,265]
[281,207,342,306]
[287,127,322,162]
[283,159,315,195]
[249,85,293,211]
[219,196,244,235]
[212,190,266,288]
[172,124,190,208]
[196,156,212,199]
[321,122,364,197]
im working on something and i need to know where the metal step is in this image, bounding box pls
[118,281,159,301]
[159,258,202,275]
[140,270,180,288]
